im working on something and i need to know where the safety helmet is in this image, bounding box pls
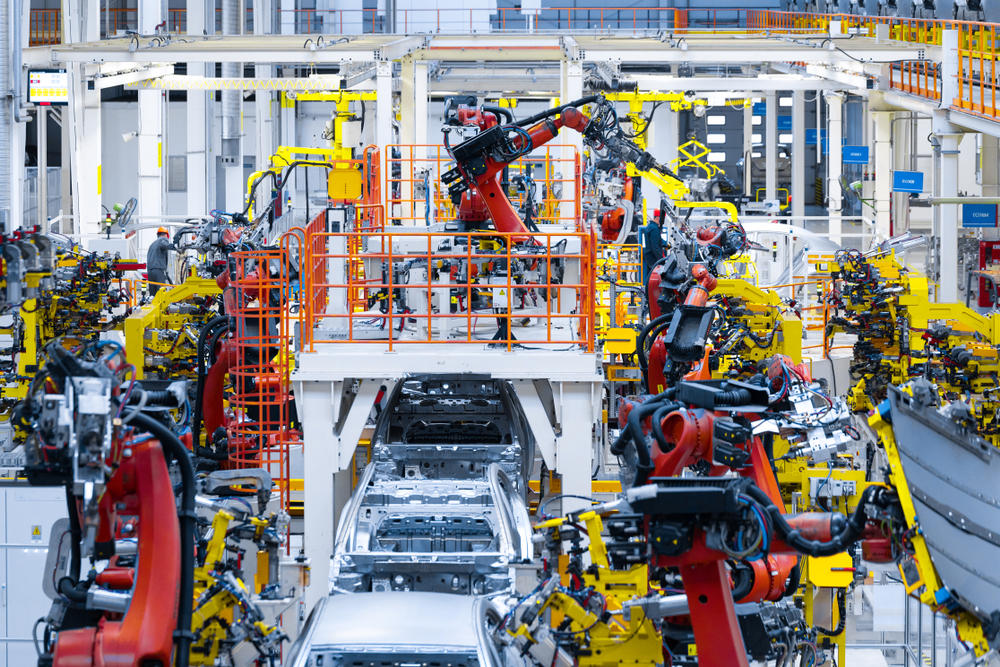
[157,226,169,235]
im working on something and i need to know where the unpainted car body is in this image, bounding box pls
[285,592,519,667]
[329,374,535,596]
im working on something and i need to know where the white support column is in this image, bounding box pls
[298,377,384,613]
[872,111,893,240]
[791,91,806,219]
[375,60,393,200]
[37,108,47,228]
[68,67,103,236]
[136,90,163,227]
[560,60,583,223]
[938,132,963,303]
[743,98,753,199]
[826,92,843,243]
[983,135,999,198]
[765,91,777,202]
[554,382,598,514]
[414,61,428,155]
[186,0,209,216]
[398,56,415,225]
[255,0,275,182]
[220,0,243,213]
[281,0,295,34]
[136,0,164,225]
[280,92,297,210]
[60,111,72,231]
[399,57,415,146]
[931,28,963,303]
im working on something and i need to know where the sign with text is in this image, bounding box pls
[806,128,827,146]
[777,115,792,131]
[753,102,766,115]
[963,203,998,228]
[892,171,924,193]
[842,145,870,164]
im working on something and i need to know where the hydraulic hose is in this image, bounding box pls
[207,321,231,367]
[127,411,196,667]
[636,313,672,390]
[65,484,81,582]
[815,588,847,636]
[747,484,888,558]
[192,316,230,455]
[482,105,514,124]
[513,95,599,128]
[625,392,677,486]
[784,562,802,600]
[713,387,753,407]
[731,563,754,601]
[57,573,93,604]
[651,402,681,453]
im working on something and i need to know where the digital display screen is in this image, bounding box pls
[28,70,69,106]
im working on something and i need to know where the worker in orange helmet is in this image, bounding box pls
[147,227,174,296]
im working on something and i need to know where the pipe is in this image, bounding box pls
[127,411,196,667]
[928,197,1000,205]
[0,0,11,227]
[220,0,241,161]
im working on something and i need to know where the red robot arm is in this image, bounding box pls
[446,104,594,239]
[53,439,181,667]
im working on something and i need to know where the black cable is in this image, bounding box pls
[207,321,230,367]
[482,105,514,124]
[784,562,801,599]
[636,313,672,390]
[192,316,230,456]
[126,411,196,667]
[747,484,888,558]
[513,95,599,128]
[305,166,310,226]
[625,393,677,487]
[815,588,847,636]
[65,484,81,582]
[651,402,679,452]
[622,101,662,140]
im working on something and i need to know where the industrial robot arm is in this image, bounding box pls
[441,95,686,239]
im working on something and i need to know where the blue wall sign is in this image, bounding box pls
[892,171,924,193]
[752,102,766,115]
[806,128,827,146]
[963,203,998,228]
[777,115,792,131]
[842,145,869,164]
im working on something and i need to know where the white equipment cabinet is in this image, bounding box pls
[0,484,67,666]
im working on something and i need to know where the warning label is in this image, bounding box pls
[31,525,42,541]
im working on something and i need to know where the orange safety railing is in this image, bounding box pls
[956,22,1000,119]
[298,229,596,353]
[385,144,581,227]
[227,245,299,511]
[29,9,60,46]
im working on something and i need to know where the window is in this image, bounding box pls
[707,133,727,144]
[707,152,726,162]
[752,116,762,126]
[707,116,727,126]
[779,133,793,143]
[752,133,762,142]
[779,97,793,107]
[168,156,187,192]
